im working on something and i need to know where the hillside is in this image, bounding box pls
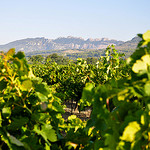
[0,36,141,58]
[115,36,141,50]
[0,36,124,53]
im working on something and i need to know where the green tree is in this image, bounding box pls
[86,57,98,64]
[46,53,69,65]
[28,55,44,64]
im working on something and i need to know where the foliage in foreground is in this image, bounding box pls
[0,30,150,150]
[80,30,150,149]
[0,49,66,149]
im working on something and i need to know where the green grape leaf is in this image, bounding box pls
[65,141,78,149]
[2,107,11,118]
[50,101,64,113]
[142,30,150,46]
[142,54,150,65]
[7,133,24,147]
[21,79,32,91]
[34,124,57,143]
[121,121,141,142]
[141,114,145,125]
[13,59,22,72]
[31,112,49,123]
[116,141,125,150]
[81,83,95,102]
[144,82,150,96]
[42,124,57,142]
[104,133,116,149]
[45,143,50,150]
[35,92,48,102]
[28,68,35,78]
[8,117,29,131]
[0,131,14,149]
[34,83,50,96]
[132,60,147,74]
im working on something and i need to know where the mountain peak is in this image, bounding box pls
[0,36,137,53]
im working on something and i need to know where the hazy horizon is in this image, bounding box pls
[0,0,150,44]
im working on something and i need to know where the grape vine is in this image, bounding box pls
[0,30,150,150]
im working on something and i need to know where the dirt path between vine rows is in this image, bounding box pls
[62,101,92,121]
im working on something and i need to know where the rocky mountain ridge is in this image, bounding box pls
[115,36,141,50]
[0,36,141,53]
[0,36,125,53]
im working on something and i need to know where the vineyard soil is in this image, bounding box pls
[62,101,91,121]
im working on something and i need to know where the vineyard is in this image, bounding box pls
[0,30,150,150]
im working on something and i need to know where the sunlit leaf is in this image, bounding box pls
[34,124,57,143]
[141,115,145,125]
[141,54,150,65]
[121,121,141,142]
[142,31,150,46]
[144,82,150,96]
[65,141,78,149]
[28,68,35,78]
[50,101,64,113]
[35,92,48,102]
[42,124,57,142]
[2,107,11,118]
[68,115,77,120]
[45,143,50,150]
[132,60,147,73]
[143,30,150,42]
[21,79,32,91]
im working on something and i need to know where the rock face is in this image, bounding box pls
[0,36,141,53]
[115,36,141,50]
[0,36,124,53]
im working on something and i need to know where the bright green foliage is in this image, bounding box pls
[142,30,150,46]
[80,30,150,149]
[0,49,64,149]
[32,59,91,107]
[1,30,150,150]
[28,55,44,64]
[86,57,98,65]
[32,46,127,111]
[30,45,130,149]
[45,53,69,65]
[97,45,128,82]
[120,121,141,142]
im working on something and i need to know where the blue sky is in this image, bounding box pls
[0,0,150,44]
